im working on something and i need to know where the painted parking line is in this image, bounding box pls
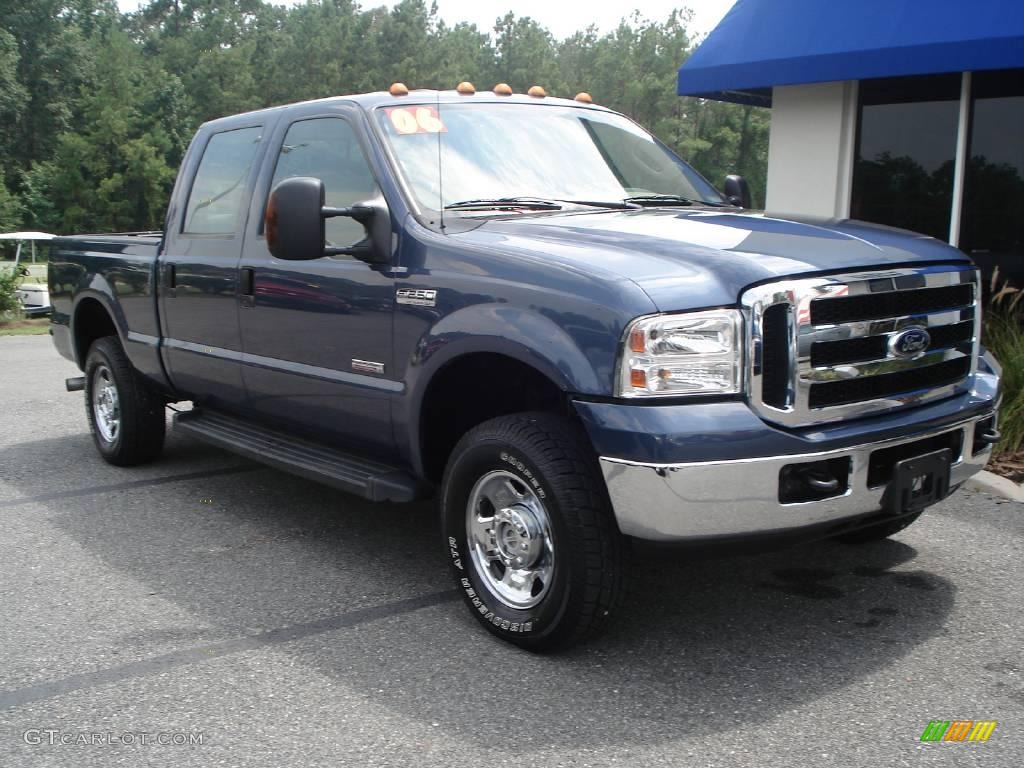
[0,590,459,711]
[0,465,259,509]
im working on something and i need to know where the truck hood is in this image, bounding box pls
[452,209,971,310]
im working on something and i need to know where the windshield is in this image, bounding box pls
[375,102,724,212]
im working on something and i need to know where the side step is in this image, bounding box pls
[173,409,423,503]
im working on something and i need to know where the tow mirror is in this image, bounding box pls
[265,176,390,263]
[724,174,752,209]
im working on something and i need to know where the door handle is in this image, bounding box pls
[165,263,176,297]
[240,267,255,308]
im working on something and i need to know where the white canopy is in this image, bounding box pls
[1,231,56,265]
[0,231,56,240]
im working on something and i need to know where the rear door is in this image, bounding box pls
[237,105,397,457]
[158,122,268,407]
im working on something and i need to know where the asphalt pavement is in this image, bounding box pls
[1,334,1021,767]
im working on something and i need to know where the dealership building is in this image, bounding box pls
[677,0,1024,286]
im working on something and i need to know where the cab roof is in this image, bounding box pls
[200,89,611,131]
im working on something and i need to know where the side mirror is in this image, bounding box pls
[724,174,752,209]
[265,176,390,263]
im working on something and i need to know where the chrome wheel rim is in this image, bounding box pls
[466,470,555,609]
[91,364,120,443]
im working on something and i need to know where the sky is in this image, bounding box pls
[113,0,738,40]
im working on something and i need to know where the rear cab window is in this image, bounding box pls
[183,126,263,235]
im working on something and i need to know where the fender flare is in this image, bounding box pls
[401,303,605,471]
[70,286,128,366]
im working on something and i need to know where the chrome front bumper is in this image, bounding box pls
[600,411,997,542]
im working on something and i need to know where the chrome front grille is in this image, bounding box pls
[741,265,980,427]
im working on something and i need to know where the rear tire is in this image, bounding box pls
[84,336,166,466]
[441,412,628,652]
[836,511,923,544]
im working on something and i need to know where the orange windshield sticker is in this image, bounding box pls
[386,106,447,135]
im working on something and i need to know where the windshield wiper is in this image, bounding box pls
[444,197,563,211]
[444,196,644,212]
[623,194,730,207]
[556,198,642,210]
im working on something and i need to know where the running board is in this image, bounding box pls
[173,409,423,502]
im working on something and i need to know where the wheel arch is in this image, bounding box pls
[402,303,607,482]
[72,293,123,367]
[416,350,572,483]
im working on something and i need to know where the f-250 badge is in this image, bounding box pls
[396,288,437,307]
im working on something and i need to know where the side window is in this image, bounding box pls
[270,118,379,248]
[183,126,262,235]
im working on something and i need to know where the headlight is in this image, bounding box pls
[617,309,744,397]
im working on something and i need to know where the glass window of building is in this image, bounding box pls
[851,74,961,241]
[960,68,1024,288]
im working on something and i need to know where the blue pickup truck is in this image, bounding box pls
[49,85,1002,650]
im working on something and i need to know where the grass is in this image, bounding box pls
[983,311,1024,458]
[0,318,50,336]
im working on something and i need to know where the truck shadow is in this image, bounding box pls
[9,434,956,745]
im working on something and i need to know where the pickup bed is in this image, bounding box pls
[49,87,1001,650]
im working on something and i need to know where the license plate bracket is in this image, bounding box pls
[882,448,953,514]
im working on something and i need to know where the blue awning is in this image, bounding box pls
[678,0,1024,106]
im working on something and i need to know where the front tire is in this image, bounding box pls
[441,413,627,651]
[84,336,166,466]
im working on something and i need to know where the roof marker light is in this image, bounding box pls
[389,82,409,96]
[493,83,513,96]
[456,81,475,94]
[528,85,546,98]
[574,92,593,103]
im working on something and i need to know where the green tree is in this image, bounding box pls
[493,13,558,92]
[257,0,365,103]
[24,22,179,232]
[0,170,22,233]
[0,29,28,180]
[427,21,492,88]
[0,0,96,172]
[3,1,773,231]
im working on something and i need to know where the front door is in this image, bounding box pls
[159,123,266,407]
[238,111,397,457]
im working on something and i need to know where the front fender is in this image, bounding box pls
[396,303,607,470]
[414,302,604,393]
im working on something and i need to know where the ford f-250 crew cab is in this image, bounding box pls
[49,85,1002,651]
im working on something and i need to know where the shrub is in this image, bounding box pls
[984,271,1024,456]
[0,265,26,320]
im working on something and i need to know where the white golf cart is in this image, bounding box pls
[0,231,54,317]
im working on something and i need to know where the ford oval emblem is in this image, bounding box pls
[890,327,931,358]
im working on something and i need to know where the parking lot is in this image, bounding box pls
[1,334,1021,767]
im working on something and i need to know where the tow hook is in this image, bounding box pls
[797,467,840,493]
[976,428,1001,445]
